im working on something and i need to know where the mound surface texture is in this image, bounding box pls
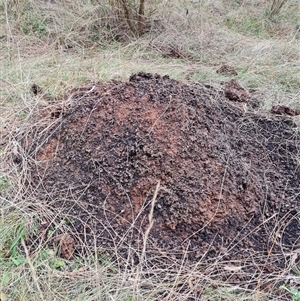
[26,73,299,283]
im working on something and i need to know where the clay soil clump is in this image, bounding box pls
[20,73,299,288]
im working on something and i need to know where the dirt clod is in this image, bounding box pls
[53,233,75,259]
[216,65,238,76]
[225,79,248,101]
[271,105,300,116]
[31,84,43,95]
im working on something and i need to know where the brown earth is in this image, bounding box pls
[18,73,299,292]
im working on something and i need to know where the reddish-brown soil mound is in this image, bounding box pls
[21,73,299,287]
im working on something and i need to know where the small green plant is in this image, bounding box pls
[40,248,67,270]
[280,285,300,300]
[1,273,10,286]
[50,258,66,269]
[0,223,26,266]
[15,111,27,119]
[20,14,48,37]
[0,176,9,192]
[8,225,26,266]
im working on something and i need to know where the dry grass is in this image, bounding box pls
[1,144,293,301]
[1,0,300,300]
[1,0,299,112]
[1,133,299,300]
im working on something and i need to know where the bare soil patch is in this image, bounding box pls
[17,73,299,291]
